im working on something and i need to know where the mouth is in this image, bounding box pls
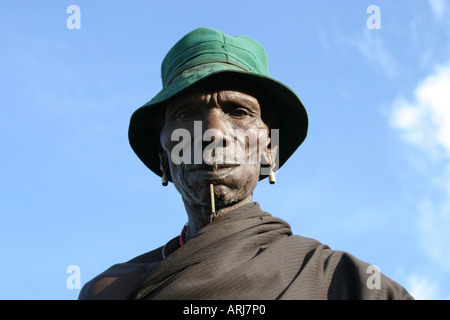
[187,163,240,180]
[188,163,240,172]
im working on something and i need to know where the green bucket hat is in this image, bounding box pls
[128,27,308,181]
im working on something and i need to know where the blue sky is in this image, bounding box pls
[1,0,450,300]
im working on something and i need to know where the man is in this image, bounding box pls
[79,27,413,300]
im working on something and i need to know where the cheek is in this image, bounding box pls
[222,163,260,195]
[170,164,211,205]
[160,124,176,153]
[161,126,189,167]
[232,127,269,165]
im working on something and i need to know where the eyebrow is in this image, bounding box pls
[166,93,205,112]
[221,94,260,110]
[166,90,261,117]
[165,97,203,119]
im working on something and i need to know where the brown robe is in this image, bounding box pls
[126,203,413,300]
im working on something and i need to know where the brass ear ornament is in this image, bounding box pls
[161,170,169,186]
[269,168,276,184]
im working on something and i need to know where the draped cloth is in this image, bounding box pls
[126,203,413,300]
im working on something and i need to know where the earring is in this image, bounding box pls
[161,170,169,186]
[269,168,276,184]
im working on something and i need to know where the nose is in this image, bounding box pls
[204,106,225,126]
[200,107,232,159]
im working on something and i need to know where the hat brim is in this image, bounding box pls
[128,65,308,182]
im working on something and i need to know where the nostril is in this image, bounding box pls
[201,128,232,165]
[203,128,225,144]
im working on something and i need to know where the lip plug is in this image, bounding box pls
[210,184,215,215]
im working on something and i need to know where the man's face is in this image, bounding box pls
[159,88,273,210]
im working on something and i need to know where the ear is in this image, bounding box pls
[262,142,278,167]
[158,150,170,175]
[261,136,279,173]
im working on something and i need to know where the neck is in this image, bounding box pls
[182,195,253,243]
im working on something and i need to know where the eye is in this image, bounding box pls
[227,104,253,118]
[172,104,199,120]
[176,111,195,120]
[231,108,249,116]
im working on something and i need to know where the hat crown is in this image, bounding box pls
[161,27,269,88]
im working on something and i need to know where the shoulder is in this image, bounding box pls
[289,235,413,300]
[318,247,414,300]
[78,246,164,300]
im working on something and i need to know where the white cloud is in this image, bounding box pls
[321,24,398,78]
[354,29,398,78]
[390,63,450,158]
[417,197,450,268]
[390,63,450,273]
[407,273,440,300]
[429,0,447,21]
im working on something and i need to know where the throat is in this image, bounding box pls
[182,195,253,243]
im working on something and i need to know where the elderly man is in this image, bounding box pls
[79,27,413,300]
